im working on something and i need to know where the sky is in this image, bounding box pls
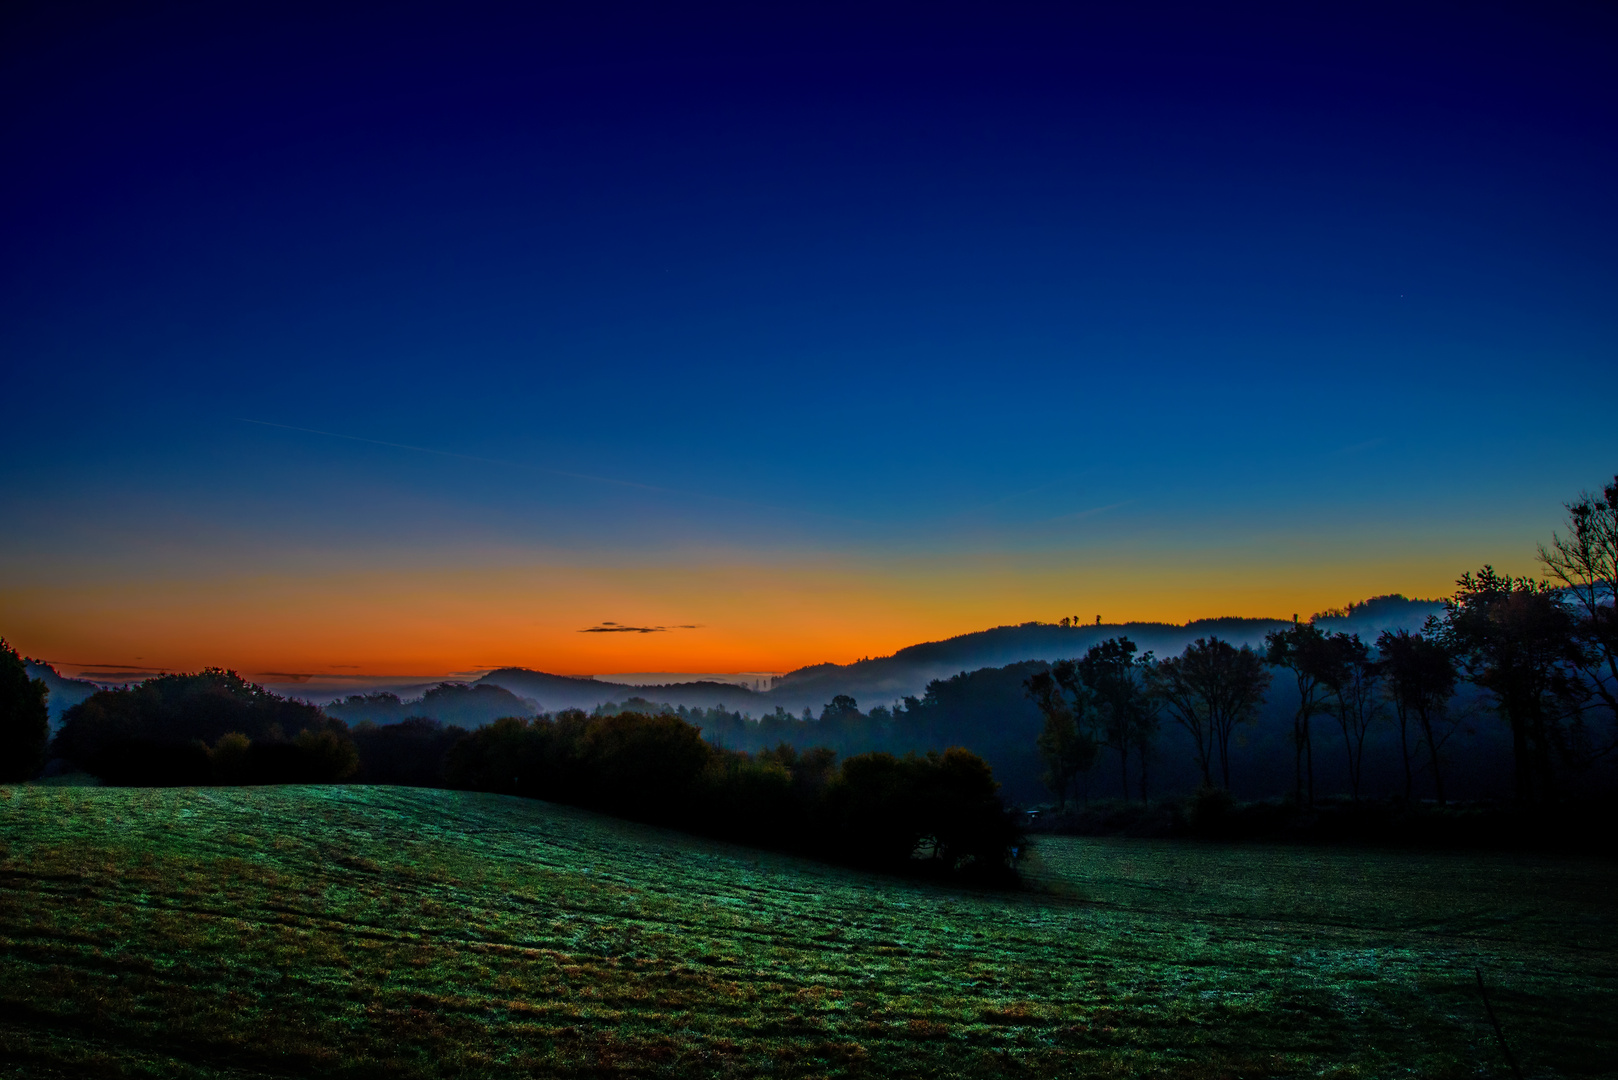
[2,1,1615,680]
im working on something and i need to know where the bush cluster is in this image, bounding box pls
[444,710,1023,883]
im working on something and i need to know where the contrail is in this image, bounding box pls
[236,417,668,491]
[235,417,859,523]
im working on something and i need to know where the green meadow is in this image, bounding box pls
[1,785,1613,1078]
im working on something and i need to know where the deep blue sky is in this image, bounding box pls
[2,2,1616,673]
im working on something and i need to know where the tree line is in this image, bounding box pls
[1,472,1611,831]
[446,712,1020,882]
[5,665,1020,883]
[1024,476,1618,811]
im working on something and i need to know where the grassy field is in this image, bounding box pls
[1,785,1613,1078]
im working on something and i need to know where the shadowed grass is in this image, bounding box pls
[1,785,1613,1077]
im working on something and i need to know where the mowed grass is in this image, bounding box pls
[0,786,1613,1079]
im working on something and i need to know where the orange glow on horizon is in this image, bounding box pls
[1,542,1501,679]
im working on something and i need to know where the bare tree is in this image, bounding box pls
[1539,475,1618,752]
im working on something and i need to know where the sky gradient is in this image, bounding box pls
[2,2,1615,679]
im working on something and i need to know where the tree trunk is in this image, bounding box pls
[1340,707,1358,802]
[1510,712,1532,803]
[1416,705,1446,803]
[1304,715,1314,808]
[1293,713,1306,808]
[1397,708,1414,801]
[1531,709,1557,805]
[1193,721,1213,789]
[1430,744,1446,804]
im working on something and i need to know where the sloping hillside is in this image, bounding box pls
[762,596,1443,711]
[476,597,1444,717]
[1,784,1612,1078]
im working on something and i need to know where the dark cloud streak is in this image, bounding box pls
[579,623,703,634]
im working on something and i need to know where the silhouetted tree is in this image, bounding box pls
[823,694,859,719]
[1264,624,1333,807]
[1322,633,1382,801]
[578,710,713,818]
[1539,475,1618,752]
[0,640,50,782]
[1024,667,1097,810]
[1377,629,1459,802]
[823,747,1019,879]
[325,692,409,726]
[1076,637,1158,803]
[819,694,863,745]
[757,742,838,803]
[1151,637,1269,790]
[53,668,346,785]
[293,728,361,781]
[1148,653,1215,788]
[445,715,538,794]
[1436,567,1582,803]
[441,708,1020,881]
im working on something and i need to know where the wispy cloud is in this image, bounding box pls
[1051,501,1129,522]
[579,621,704,634]
[236,417,860,523]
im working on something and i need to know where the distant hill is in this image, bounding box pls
[23,660,99,731]
[476,596,1444,718]
[1309,594,1447,637]
[476,669,763,713]
[326,682,539,727]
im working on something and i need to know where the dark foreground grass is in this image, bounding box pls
[0,786,1613,1078]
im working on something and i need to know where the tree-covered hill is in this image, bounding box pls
[471,597,1444,718]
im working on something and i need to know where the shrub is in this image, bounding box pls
[295,728,360,782]
[576,711,712,819]
[823,749,1022,881]
[445,713,1022,883]
[210,732,251,784]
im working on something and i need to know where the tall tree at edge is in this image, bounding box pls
[0,640,50,783]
